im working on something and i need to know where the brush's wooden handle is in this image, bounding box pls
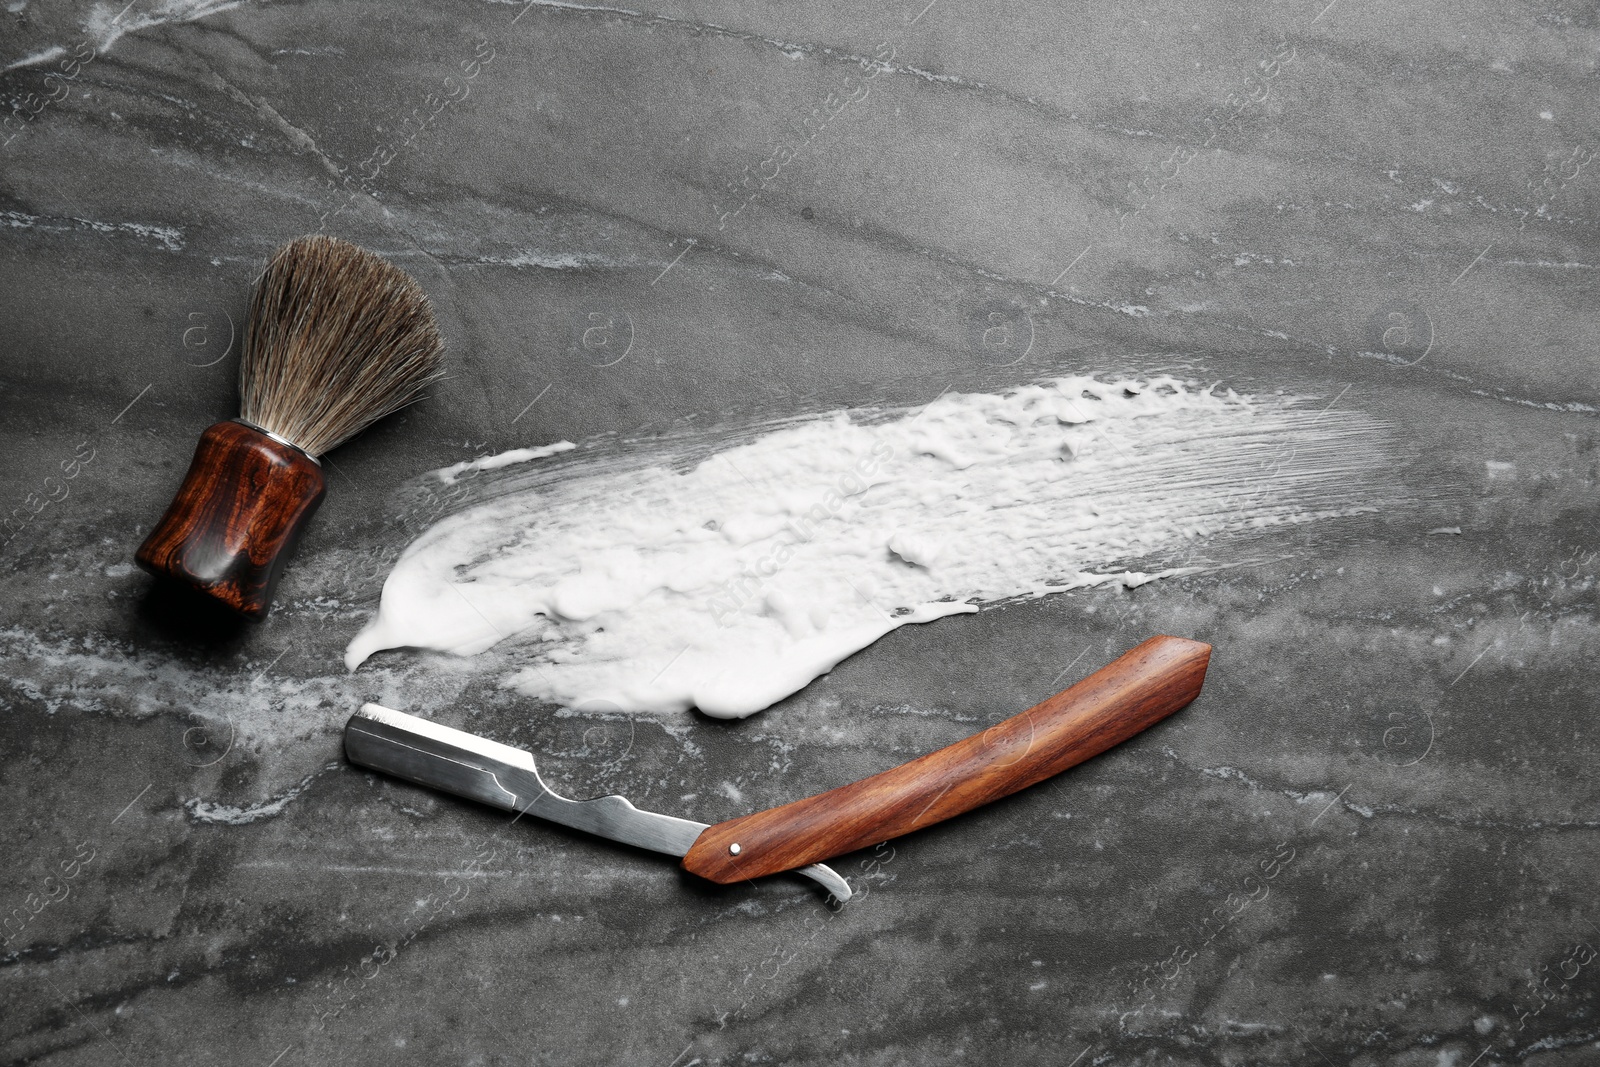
[135,421,325,619]
[682,635,1211,884]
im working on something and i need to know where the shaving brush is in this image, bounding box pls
[136,235,445,619]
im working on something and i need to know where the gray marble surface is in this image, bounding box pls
[3,0,1598,1064]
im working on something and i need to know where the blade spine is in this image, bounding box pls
[356,702,536,771]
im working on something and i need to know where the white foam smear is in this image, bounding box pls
[434,440,575,483]
[347,375,1390,718]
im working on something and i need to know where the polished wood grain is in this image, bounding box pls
[681,634,1211,885]
[135,421,325,619]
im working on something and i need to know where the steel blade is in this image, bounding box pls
[345,704,851,901]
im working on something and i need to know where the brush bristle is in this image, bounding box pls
[239,235,445,458]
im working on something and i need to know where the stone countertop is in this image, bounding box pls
[2,1,1597,1065]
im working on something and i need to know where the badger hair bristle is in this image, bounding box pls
[238,235,445,458]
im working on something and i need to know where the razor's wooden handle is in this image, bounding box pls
[681,634,1211,884]
[136,420,325,619]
